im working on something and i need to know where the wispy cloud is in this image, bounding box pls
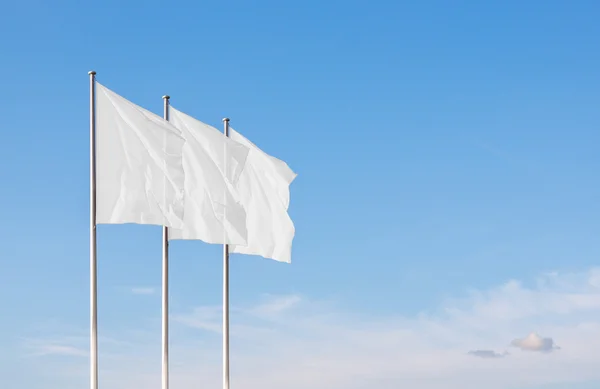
[23,338,87,358]
[468,349,507,358]
[172,306,222,333]
[250,294,301,316]
[21,268,600,389]
[130,287,155,295]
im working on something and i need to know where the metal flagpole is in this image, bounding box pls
[222,117,231,389]
[162,95,171,389]
[88,70,98,389]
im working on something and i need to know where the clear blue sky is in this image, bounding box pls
[1,1,600,388]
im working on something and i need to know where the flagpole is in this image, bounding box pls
[222,117,230,389]
[162,95,171,389]
[88,70,98,389]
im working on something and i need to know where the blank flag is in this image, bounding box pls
[96,83,186,228]
[228,128,297,263]
[167,107,250,245]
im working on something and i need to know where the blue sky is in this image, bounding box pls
[1,0,600,388]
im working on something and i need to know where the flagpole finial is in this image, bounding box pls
[223,118,230,122]
[88,71,96,76]
[162,95,170,100]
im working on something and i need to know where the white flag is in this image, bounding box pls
[96,83,186,228]
[228,128,297,263]
[167,107,250,245]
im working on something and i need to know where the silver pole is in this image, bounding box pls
[222,117,230,389]
[162,95,171,389]
[88,70,98,389]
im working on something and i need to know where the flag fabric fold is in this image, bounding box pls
[96,83,186,228]
[167,107,250,245]
[228,128,297,263]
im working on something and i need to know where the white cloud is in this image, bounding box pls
[21,267,600,389]
[131,287,155,295]
[511,333,559,353]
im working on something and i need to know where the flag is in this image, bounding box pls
[96,83,186,228]
[167,107,250,245]
[228,128,297,263]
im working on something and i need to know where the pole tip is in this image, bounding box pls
[162,95,170,100]
[88,71,96,76]
[222,118,230,122]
